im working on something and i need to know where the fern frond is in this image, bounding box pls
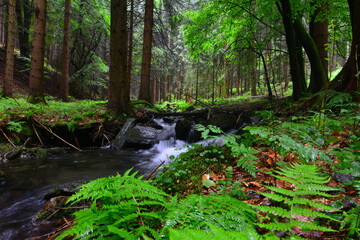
[294,220,336,232]
[56,170,169,240]
[252,164,340,234]
[291,207,338,221]
[257,222,293,231]
[253,205,292,218]
[261,192,290,202]
[290,197,338,212]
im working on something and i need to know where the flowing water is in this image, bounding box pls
[0,118,189,240]
[0,146,184,240]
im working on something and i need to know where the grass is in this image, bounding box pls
[0,97,108,127]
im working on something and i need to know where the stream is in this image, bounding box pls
[0,144,185,240]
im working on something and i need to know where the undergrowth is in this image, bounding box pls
[44,91,360,239]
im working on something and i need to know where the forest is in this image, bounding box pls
[0,0,359,239]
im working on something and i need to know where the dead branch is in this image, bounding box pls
[0,128,17,148]
[33,118,81,151]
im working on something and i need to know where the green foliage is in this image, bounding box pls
[163,195,257,234]
[6,121,26,133]
[169,223,259,240]
[0,98,107,132]
[244,109,359,165]
[253,164,341,234]
[155,100,194,112]
[56,169,169,240]
[196,124,259,177]
[155,144,235,196]
[341,206,360,238]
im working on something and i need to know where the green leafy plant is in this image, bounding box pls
[162,194,258,237]
[196,124,259,177]
[253,164,341,235]
[6,121,26,133]
[168,223,260,240]
[155,144,234,195]
[56,169,170,240]
[341,206,360,238]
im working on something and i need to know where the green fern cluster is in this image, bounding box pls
[168,223,259,240]
[253,164,341,234]
[163,194,257,235]
[56,169,169,240]
[196,124,259,177]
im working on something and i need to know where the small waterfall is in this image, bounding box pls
[150,138,187,163]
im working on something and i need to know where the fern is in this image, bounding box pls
[169,223,260,240]
[341,206,360,237]
[252,164,341,234]
[162,194,258,237]
[56,169,169,240]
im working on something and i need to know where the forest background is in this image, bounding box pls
[0,0,359,111]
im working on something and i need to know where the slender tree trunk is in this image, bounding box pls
[293,17,328,92]
[127,0,134,95]
[309,0,329,92]
[138,0,154,102]
[331,0,360,92]
[28,0,47,104]
[16,0,31,58]
[4,0,16,97]
[60,0,71,101]
[277,0,306,100]
[108,0,131,114]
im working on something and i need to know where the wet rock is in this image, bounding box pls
[124,125,163,149]
[175,118,193,141]
[112,118,137,149]
[44,182,84,200]
[113,118,176,149]
[331,172,356,183]
[47,147,66,155]
[0,170,6,186]
[42,196,70,213]
[205,114,238,132]
[5,149,23,160]
[27,148,48,159]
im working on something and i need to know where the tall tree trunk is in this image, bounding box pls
[4,0,16,97]
[309,0,329,92]
[138,0,154,102]
[331,0,360,92]
[108,0,131,114]
[28,0,47,104]
[277,0,307,100]
[60,0,71,101]
[127,0,134,96]
[293,17,328,92]
[16,0,31,58]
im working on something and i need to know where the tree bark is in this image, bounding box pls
[28,0,47,104]
[138,0,154,102]
[16,0,32,58]
[330,0,360,92]
[4,0,17,97]
[60,0,71,101]
[293,17,328,92]
[309,0,329,92]
[127,0,134,96]
[108,0,131,114]
[277,0,307,100]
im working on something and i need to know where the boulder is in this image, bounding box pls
[205,114,239,132]
[175,118,193,141]
[113,118,176,149]
[123,125,163,149]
